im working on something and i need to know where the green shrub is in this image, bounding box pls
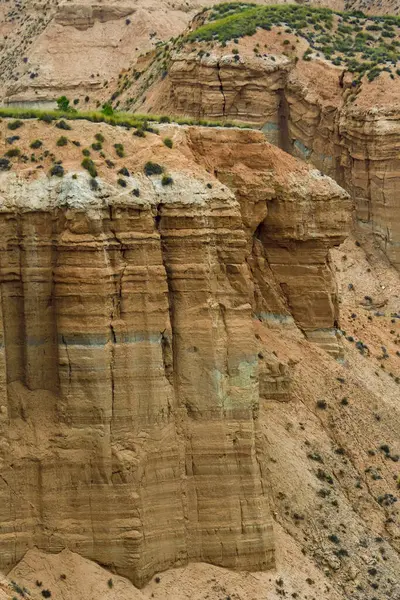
[102,103,114,116]
[114,143,125,157]
[144,161,163,175]
[30,139,42,149]
[118,167,130,176]
[5,148,20,157]
[82,148,91,157]
[56,136,68,147]
[95,133,105,142]
[161,175,173,185]
[49,164,65,177]
[56,96,70,112]
[163,137,173,148]
[7,120,23,130]
[91,142,102,151]
[55,119,72,130]
[39,114,54,123]
[0,158,11,170]
[81,157,97,178]
[117,178,127,187]
[134,128,145,137]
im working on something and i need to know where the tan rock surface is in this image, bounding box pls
[2,234,400,600]
[0,117,350,586]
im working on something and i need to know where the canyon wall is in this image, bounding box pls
[146,48,400,268]
[0,124,350,585]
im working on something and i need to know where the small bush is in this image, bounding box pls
[316,400,327,409]
[81,157,97,178]
[91,142,102,151]
[117,178,127,187]
[163,137,173,148]
[102,103,114,116]
[132,188,140,197]
[49,164,64,177]
[144,161,163,176]
[72,140,81,147]
[134,128,145,137]
[114,143,124,157]
[39,114,54,123]
[161,175,173,186]
[41,591,51,598]
[105,159,115,168]
[82,148,91,157]
[30,139,42,149]
[7,120,23,130]
[0,158,11,170]
[56,136,68,147]
[5,148,20,158]
[55,120,72,130]
[160,116,170,123]
[107,579,113,589]
[118,167,130,176]
[95,133,105,142]
[56,96,70,111]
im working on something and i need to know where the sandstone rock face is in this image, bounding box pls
[144,41,400,269]
[0,123,350,586]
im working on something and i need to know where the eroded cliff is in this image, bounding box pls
[0,118,350,585]
[131,24,400,269]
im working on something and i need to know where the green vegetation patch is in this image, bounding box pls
[0,107,249,132]
[188,3,400,82]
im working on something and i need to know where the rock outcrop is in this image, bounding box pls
[135,33,400,269]
[0,120,350,586]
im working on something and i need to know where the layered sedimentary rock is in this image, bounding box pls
[143,43,400,268]
[0,123,350,585]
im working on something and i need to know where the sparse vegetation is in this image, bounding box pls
[161,174,173,185]
[49,164,64,177]
[114,143,125,157]
[0,109,247,135]
[188,3,400,82]
[56,136,68,147]
[30,139,42,149]
[55,119,72,130]
[81,157,97,178]
[144,161,163,175]
[7,120,23,130]
[5,148,20,158]
[163,137,173,148]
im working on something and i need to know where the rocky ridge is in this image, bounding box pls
[127,14,400,270]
